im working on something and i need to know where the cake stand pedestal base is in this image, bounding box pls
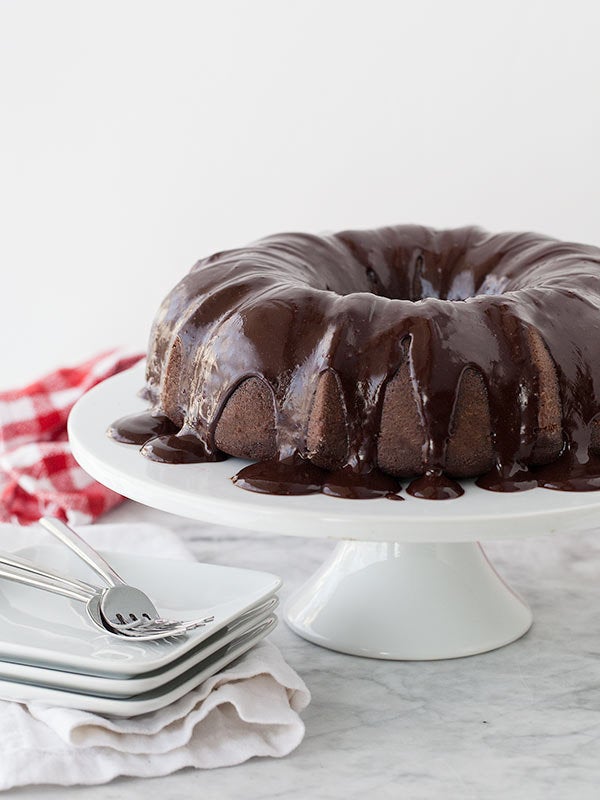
[284,540,532,660]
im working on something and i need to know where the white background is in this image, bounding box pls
[1,0,599,388]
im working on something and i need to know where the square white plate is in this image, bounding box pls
[0,545,280,677]
[0,617,277,716]
[0,597,278,695]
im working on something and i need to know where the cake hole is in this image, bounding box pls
[335,236,509,302]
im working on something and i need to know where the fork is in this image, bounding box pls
[0,555,188,640]
[39,517,163,633]
[39,517,214,635]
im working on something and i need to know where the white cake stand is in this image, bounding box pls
[69,364,600,660]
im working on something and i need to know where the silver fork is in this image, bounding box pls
[0,555,188,640]
[39,517,214,635]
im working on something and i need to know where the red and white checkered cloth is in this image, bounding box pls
[0,350,144,525]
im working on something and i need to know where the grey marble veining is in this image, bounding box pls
[9,502,600,799]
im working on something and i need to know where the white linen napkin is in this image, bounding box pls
[0,523,310,790]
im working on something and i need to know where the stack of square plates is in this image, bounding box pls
[0,544,280,716]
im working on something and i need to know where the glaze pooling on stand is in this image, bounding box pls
[239,461,408,500]
[407,472,464,500]
[108,412,179,446]
[108,225,600,500]
[232,459,326,496]
[141,428,227,464]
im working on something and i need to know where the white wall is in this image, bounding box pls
[1,0,599,387]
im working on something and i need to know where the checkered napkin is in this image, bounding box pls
[0,350,143,525]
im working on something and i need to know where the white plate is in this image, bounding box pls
[0,617,277,716]
[69,362,600,542]
[0,598,278,696]
[0,545,280,677]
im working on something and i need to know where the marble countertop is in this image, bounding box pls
[11,501,600,800]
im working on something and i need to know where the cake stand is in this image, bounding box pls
[68,364,600,660]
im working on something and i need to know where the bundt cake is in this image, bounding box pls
[109,225,600,500]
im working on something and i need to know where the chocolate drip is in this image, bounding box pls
[232,459,325,495]
[475,305,539,491]
[108,412,179,445]
[322,467,401,500]
[108,225,600,501]
[232,460,402,500]
[534,452,600,491]
[407,472,464,500]
[142,428,226,464]
[475,466,537,493]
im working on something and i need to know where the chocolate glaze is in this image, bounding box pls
[108,412,179,445]
[534,453,600,491]
[407,472,465,500]
[475,465,538,493]
[232,459,326,495]
[231,460,403,500]
[141,429,228,464]
[322,467,401,500]
[109,225,600,500]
